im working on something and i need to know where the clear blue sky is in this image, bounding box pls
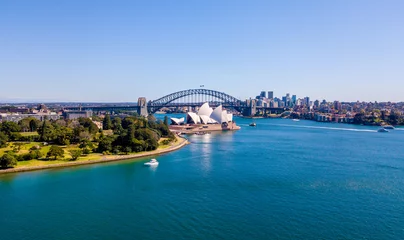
[1,0,403,102]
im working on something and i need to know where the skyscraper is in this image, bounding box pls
[260,91,266,98]
[268,91,274,99]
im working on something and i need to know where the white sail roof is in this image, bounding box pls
[221,110,229,123]
[187,112,200,124]
[210,105,223,123]
[198,102,213,116]
[227,113,233,122]
[199,115,211,124]
[170,117,184,125]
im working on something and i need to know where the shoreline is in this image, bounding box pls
[0,136,189,175]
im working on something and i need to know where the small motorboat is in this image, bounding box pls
[292,119,300,122]
[249,122,256,127]
[144,159,159,166]
[383,125,395,130]
[378,128,389,133]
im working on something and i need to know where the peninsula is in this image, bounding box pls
[0,112,189,173]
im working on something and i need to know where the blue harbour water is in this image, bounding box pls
[1,117,404,240]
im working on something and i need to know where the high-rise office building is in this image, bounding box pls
[303,97,310,106]
[260,91,266,98]
[314,100,320,108]
[334,101,342,111]
[282,96,287,105]
[292,95,297,104]
[268,91,274,99]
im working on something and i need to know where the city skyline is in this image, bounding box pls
[1,0,403,102]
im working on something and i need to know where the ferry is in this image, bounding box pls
[144,159,159,166]
[378,128,389,133]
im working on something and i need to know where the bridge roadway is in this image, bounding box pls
[61,89,288,115]
[63,103,286,114]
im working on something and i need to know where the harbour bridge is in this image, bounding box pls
[63,89,285,116]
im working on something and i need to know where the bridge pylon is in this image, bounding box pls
[137,97,148,117]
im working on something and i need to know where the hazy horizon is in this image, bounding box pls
[1,0,403,102]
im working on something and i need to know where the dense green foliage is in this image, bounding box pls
[96,116,175,154]
[0,115,176,168]
[47,145,65,160]
[69,149,82,161]
[353,111,404,125]
[0,132,8,148]
[103,114,112,130]
[36,118,98,145]
[0,152,17,168]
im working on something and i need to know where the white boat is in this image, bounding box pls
[292,119,300,122]
[144,159,159,166]
[249,122,256,127]
[378,128,389,133]
[383,125,395,130]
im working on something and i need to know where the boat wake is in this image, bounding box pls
[269,124,377,132]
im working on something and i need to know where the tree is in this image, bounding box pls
[46,145,65,160]
[92,115,102,121]
[54,126,74,145]
[69,149,82,161]
[12,142,24,153]
[124,146,132,154]
[103,115,112,130]
[112,117,123,133]
[1,121,21,136]
[0,152,17,168]
[163,116,169,127]
[97,135,114,153]
[38,121,56,142]
[0,132,8,148]
[147,114,156,122]
[388,111,400,125]
[30,149,43,159]
[122,117,135,129]
[78,118,99,134]
[29,119,40,132]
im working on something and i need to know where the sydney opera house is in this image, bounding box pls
[169,103,240,133]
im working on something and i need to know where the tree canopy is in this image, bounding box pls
[47,145,65,160]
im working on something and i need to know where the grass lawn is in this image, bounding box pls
[20,132,39,137]
[1,136,184,170]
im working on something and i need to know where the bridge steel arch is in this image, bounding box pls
[148,89,242,113]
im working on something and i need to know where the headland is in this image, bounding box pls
[0,136,189,175]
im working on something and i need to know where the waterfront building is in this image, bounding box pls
[175,103,234,126]
[170,117,185,125]
[63,110,93,120]
[0,113,60,122]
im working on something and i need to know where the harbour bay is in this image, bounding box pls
[1,117,403,240]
